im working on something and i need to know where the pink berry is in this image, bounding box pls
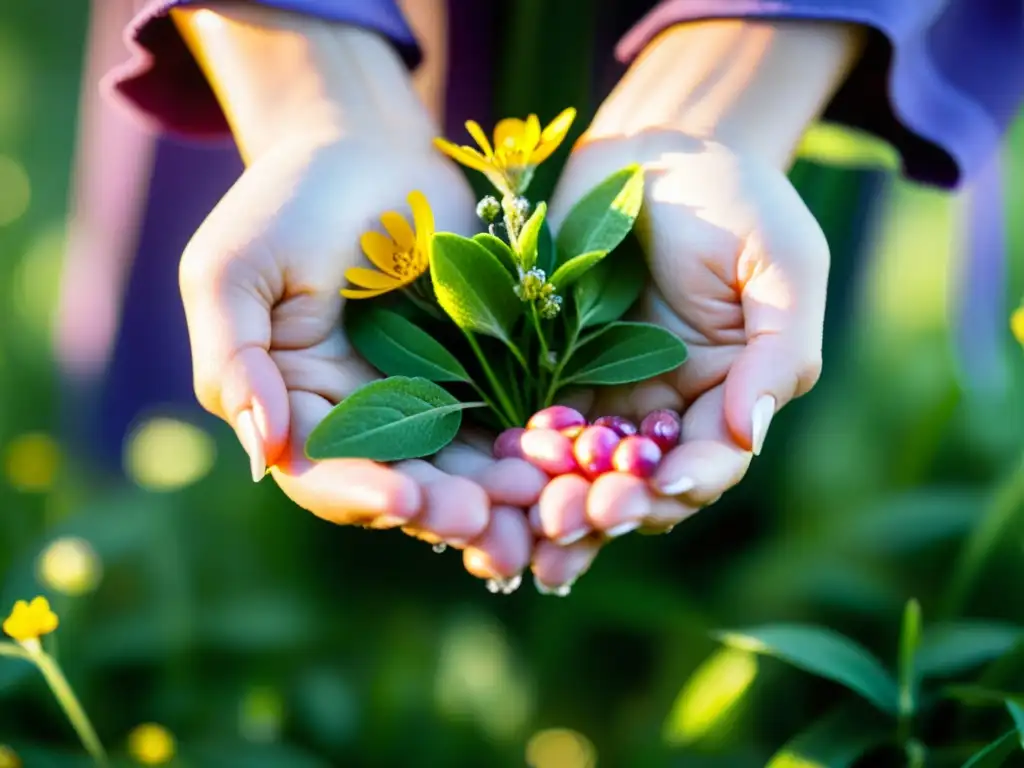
[527,405,587,432]
[612,436,663,478]
[520,428,579,475]
[560,425,586,440]
[593,415,638,438]
[573,425,621,478]
[640,409,682,453]
[493,428,526,459]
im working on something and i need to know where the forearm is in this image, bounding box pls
[587,19,867,169]
[170,3,431,163]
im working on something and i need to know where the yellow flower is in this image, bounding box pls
[434,108,576,193]
[341,191,434,300]
[1012,306,1024,346]
[127,723,176,765]
[2,596,58,644]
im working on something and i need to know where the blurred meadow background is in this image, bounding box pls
[1,2,1023,767]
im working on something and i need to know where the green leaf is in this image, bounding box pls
[518,201,546,272]
[962,730,1020,767]
[943,684,1024,708]
[572,244,646,329]
[563,322,687,386]
[348,308,470,383]
[305,377,482,461]
[472,233,518,277]
[430,233,522,343]
[549,249,608,292]
[898,598,922,715]
[917,622,1024,678]
[713,624,900,714]
[536,218,556,275]
[765,707,887,768]
[1006,701,1024,745]
[556,164,644,263]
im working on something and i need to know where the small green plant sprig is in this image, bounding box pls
[305,108,687,462]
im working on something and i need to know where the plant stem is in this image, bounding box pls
[941,452,1024,619]
[0,642,29,660]
[530,304,551,372]
[543,320,581,408]
[401,287,444,321]
[464,332,521,426]
[29,648,108,766]
[470,382,513,430]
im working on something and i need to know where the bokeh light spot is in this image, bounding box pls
[662,648,758,746]
[124,417,216,491]
[239,685,284,743]
[0,745,20,768]
[36,537,102,597]
[3,432,60,492]
[525,728,597,768]
[12,223,66,342]
[0,155,29,226]
[1011,306,1024,346]
[127,723,176,765]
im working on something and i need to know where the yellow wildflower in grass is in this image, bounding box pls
[341,191,434,299]
[1011,305,1024,346]
[434,108,576,193]
[128,723,176,765]
[2,596,58,645]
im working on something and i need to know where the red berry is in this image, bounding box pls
[612,436,663,478]
[527,405,587,432]
[572,425,621,478]
[493,428,527,460]
[593,415,638,438]
[640,409,681,453]
[520,428,579,475]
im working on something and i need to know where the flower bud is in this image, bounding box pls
[611,436,663,478]
[493,428,527,460]
[511,196,531,219]
[573,426,621,478]
[527,405,587,432]
[515,268,547,302]
[593,415,638,438]
[476,196,501,222]
[639,409,682,453]
[538,294,563,319]
[520,429,579,475]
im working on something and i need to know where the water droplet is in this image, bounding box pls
[485,578,501,594]
[553,583,572,597]
[432,542,447,554]
[485,574,523,595]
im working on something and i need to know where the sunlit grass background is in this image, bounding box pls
[1,4,1022,767]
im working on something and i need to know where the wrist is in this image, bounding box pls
[172,3,433,163]
[586,19,866,169]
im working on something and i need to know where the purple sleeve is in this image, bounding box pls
[105,0,419,138]
[617,0,1024,189]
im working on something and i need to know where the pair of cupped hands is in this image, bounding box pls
[178,104,829,594]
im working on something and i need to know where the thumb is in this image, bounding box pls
[179,237,290,482]
[723,232,828,455]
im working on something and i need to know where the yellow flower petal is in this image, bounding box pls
[360,231,401,277]
[341,286,393,300]
[408,190,435,257]
[1012,306,1024,345]
[344,267,403,290]
[465,120,493,158]
[380,212,415,252]
[532,107,576,164]
[3,596,58,643]
[522,114,541,154]
[494,118,526,149]
[433,138,493,174]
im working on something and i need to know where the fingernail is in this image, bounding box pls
[236,409,266,482]
[751,395,776,456]
[556,528,590,546]
[658,475,695,497]
[605,521,641,538]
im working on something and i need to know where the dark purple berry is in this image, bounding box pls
[593,415,638,438]
[639,409,681,453]
[572,426,621,478]
[612,436,663,478]
[493,428,527,460]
